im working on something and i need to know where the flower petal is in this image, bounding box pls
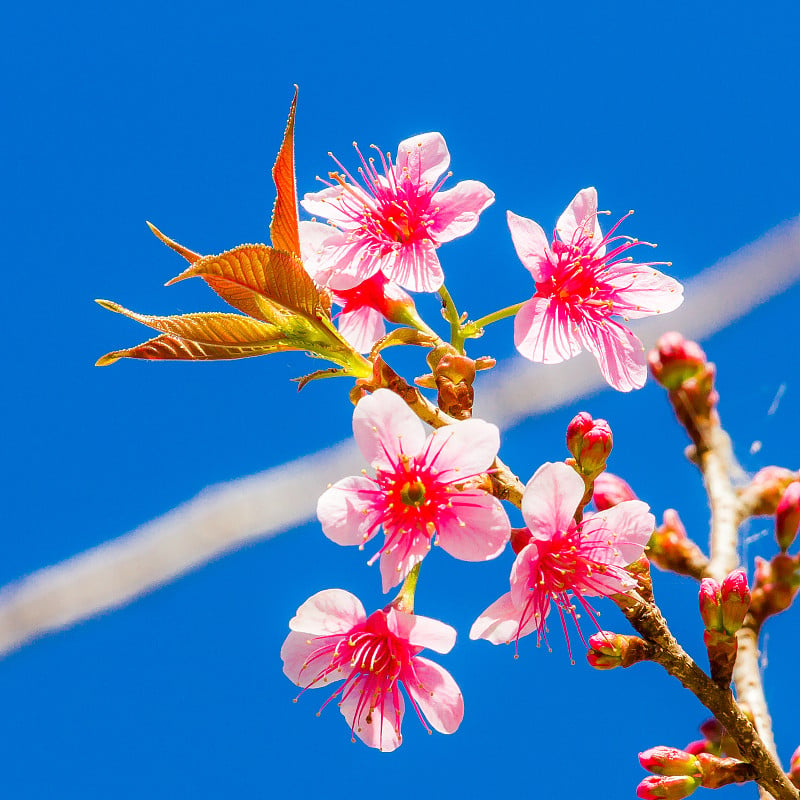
[395,132,450,189]
[521,462,584,540]
[556,187,604,255]
[577,317,647,392]
[388,609,457,654]
[300,185,362,228]
[317,475,382,547]
[281,630,353,687]
[514,296,583,364]
[388,238,443,293]
[406,656,464,734]
[321,238,387,291]
[469,591,541,644]
[430,180,495,243]
[507,210,553,282]
[339,674,404,752]
[605,263,685,319]
[583,500,655,565]
[379,530,431,592]
[436,492,510,561]
[352,388,426,470]
[338,305,386,353]
[288,588,366,636]
[425,417,500,478]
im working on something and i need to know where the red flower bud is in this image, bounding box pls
[699,578,723,631]
[698,718,724,745]
[720,569,750,634]
[566,412,612,475]
[789,745,800,789]
[639,747,702,778]
[593,471,636,510]
[636,775,700,800]
[647,332,707,390]
[776,482,800,551]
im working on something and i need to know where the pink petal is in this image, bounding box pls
[577,317,647,392]
[288,588,366,636]
[406,656,464,734]
[509,541,543,607]
[379,530,431,592]
[507,210,553,282]
[339,675,404,752]
[352,388,426,471]
[469,591,541,644]
[583,500,655,565]
[338,305,386,353]
[387,239,443,293]
[521,462,585,540]
[317,475,382,546]
[300,185,361,228]
[281,630,354,687]
[514,296,583,364]
[556,187,605,255]
[436,492,510,562]
[430,180,495,243]
[322,238,387,291]
[388,609,457,654]
[425,418,500,478]
[605,263,685,319]
[395,132,450,189]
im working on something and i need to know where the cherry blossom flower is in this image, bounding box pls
[300,220,417,353]
[281,589,464,751]
[301,132,494,294]
[470,461,654,655]
[317,389,510,591]
[508,187,684,392]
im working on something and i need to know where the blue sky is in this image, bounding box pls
[2,1,799,797]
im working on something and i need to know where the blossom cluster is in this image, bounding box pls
[281,132,674,750]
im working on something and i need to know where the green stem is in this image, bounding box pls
[390,563,421,614]
[463,301,526,337]
[438,285,465,353]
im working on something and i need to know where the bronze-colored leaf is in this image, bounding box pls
[293,366,350,390]
[146,221,202,264]
[270,87,301,259]
[166,244,322,325]
[95,300,301,365]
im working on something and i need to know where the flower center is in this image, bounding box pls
[400,479,427,507]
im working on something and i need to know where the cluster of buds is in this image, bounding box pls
[566,412,613,514]
[684,718,738,758]
[586,631,652,669]
[737,466,799,518]
[698,570,750,687]
[648,333,718,449]
[647,509,709,579]
[637,746,755,798]
[748,553,800,626]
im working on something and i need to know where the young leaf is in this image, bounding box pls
[270,87,301,259]
[146,221,202,263]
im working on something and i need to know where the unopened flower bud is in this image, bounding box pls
[648,510,709,578]
[699,578,723,631]
[776,482,800,551]
[587,631,650,669]
[739,466,798,517]
[648,332,707,390]
[639,747,702,778]
[698,719,724,745]
[684,740,710,756]
[566,413,612,475]
[789,745,800,789]
[593,471,636,510]
[637,774,700,800]
[720,569,750,634]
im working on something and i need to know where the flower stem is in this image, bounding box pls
[391,563,421,614]
[438,285,465,353]
[462,301,526,338]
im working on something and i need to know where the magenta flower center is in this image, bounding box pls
[326,144,449,250]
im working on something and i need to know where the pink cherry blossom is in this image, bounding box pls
[317,389,510,591]
[301,133,495,294]
[300,220,416,352]
[281,588,464,751]
[470,461,654,656]
[508,187,684,392]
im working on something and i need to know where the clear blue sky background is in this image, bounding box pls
[2,1,799,797]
